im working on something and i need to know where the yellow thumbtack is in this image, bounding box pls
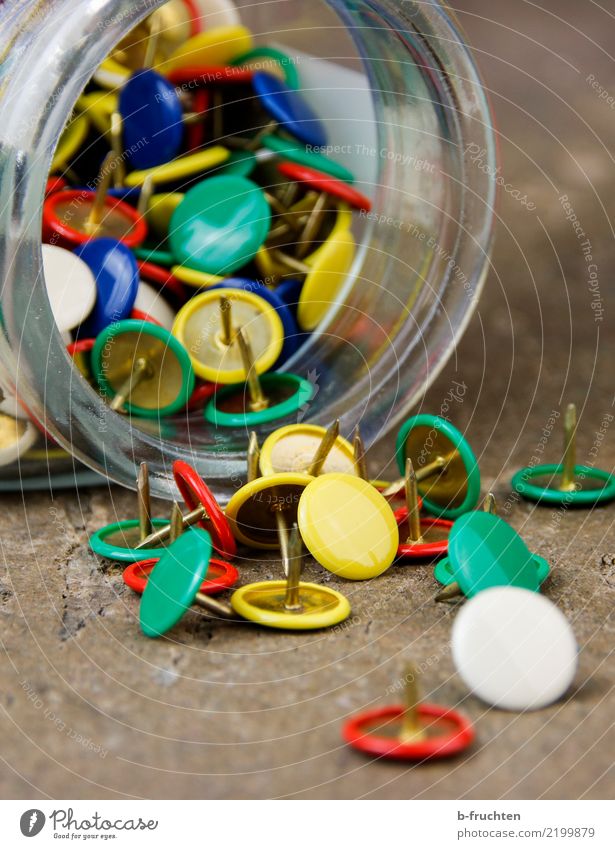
[230,523,351,630]
[512,402,615,505]
[259,420,356,476]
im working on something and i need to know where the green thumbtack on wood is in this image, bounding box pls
[512,402,615,506]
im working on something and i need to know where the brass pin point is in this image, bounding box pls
[236,328,269,412]
[137,461,152,542]
[168,501,184,544]
[109,356,154,412]
[274,506,292,577]
[284,523,303,612]
[560,402,577,492]
[247,431,260,483]
[405,458,423,544]
[85,151,117,235]
[353,426,368,480]
[307,419,340,477]
[295,191,328,259]
[219,295,235,348]
[435,491,496,603]
[400,664,426,744]
[137,174,154,218]
[135,504,209,550]
[109,112,126,188]
[381,451,456,499]
[194,590,235,619]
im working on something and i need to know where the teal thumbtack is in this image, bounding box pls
[512,403,615,506]
[140,527,235,638]
[434,507,547,603]
[434,493,550,593]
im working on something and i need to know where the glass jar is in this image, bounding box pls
[0,0,496,500]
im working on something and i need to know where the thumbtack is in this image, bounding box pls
[342,663,475,760]
[43,154,147,249]
[140,527,236,638]
[385,414,481,519]
[91,318,195,417]
[109,112,127,188]
[230,523,351,630]
[434,509,549,603]
[512,402,615,505]
[393,459,453,560]
[259,421,357,476]
[135,460,236,559]
[235,327,269,413]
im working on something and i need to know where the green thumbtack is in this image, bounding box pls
[512,402,615,506]
[140,527,235,638]
[434,493,550,592]
[389,414,481,520]
[434,508,546,603]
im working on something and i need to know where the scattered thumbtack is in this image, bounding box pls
[434,510,548,603]
[452,587,578,711]
[140,527,236,638]
[393,459,453,560]
[385,414,481,519]
[230,523,351,630]
[342,663,475,760]
[512,402,615,505]
[135,460,236,559]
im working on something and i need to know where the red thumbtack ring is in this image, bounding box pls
[123,557,238,596]
[43,189,147,249]
[173,459,237,559]
[393,507,453,559]
[137,261,187,303]
[343,704,475,761]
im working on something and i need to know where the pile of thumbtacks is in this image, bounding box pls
[32,3,613,760]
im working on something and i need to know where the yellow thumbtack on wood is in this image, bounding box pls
[137,461,152,542]
[306,418,340,476]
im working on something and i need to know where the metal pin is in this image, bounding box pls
[264,192,303,234]
[295,191,328,260]
[247,431,260,483]
[353,426,368,480]
[274,506,291,576]
[236,328,269,412]
[269,249,309,276]
[143,12,161,69]
[135,503,208,550]
[169,501,184,544]
[560,403,577,492]
[109,356,154,412]
[85,151,117,234]
[219,295,234,347]
[400,663,426,743]
[405,458,423,544]
[137,174,154,218]
[307,419,340,477]
[246,118,278,150]
[109,112,126,188]
[483,491,496,514]
[434,582,462,603]
[381,452,455,498]
[284,523,303,612]
[194,591,235,619]
[137,462,152,541]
